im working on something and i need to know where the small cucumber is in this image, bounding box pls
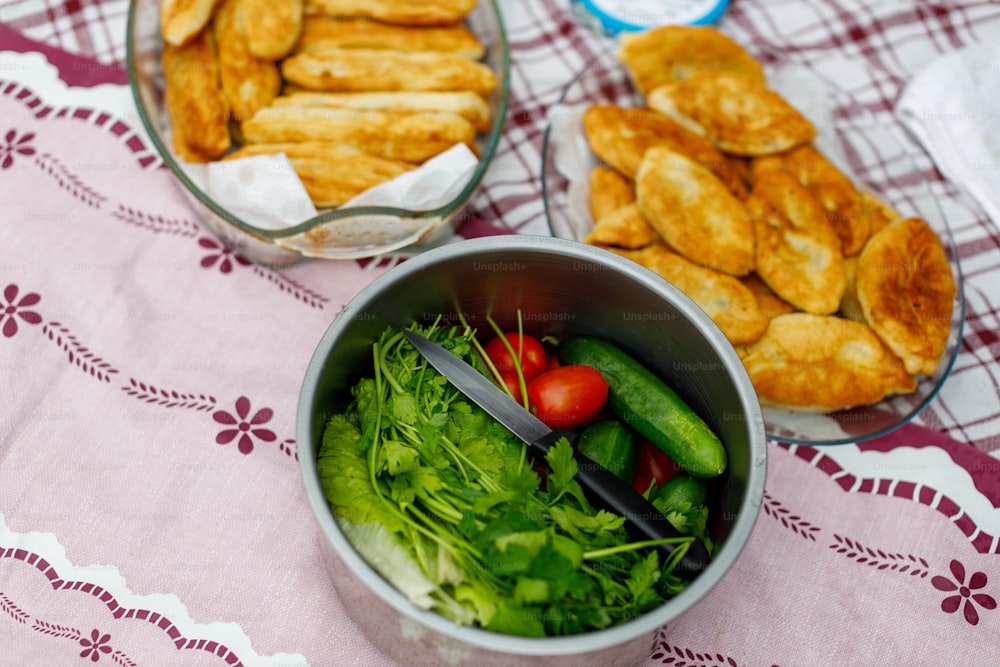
[652,473,709,512]
[576,419,637,482]
[559,337,727,479]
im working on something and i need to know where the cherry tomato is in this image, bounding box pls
[531,457,548,489]
[632,439,682,494]
[526,365,609,430]
[498,372,524,404]
[484,332,548,381]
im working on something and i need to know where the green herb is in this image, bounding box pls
[317,321,698,637]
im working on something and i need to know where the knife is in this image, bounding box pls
[402,329,711,579]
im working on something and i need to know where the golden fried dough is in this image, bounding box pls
[740,313,917,412]
[281,48,497,96]
[755,145,870,255]
[636,146,755,276]
[213,0,282,123]
[241,107,476,163]
[751,167,841,247]
[585,203,657,249]
[861,191,899,237]
[839,256,865,324]
[162,30,231,161]
[748,169,845,314]
[273,90,491,131]
[616,25,765,95]
[739,274,797,320]
[589,166,636,222]
[242,0,303,59]
[856,217,955,375]
[305,0,477,25]
[161,0,221,46]
[582,104,748,199]
[749,194,846,315]
[608,243,768,345]
[296,15,484,58]
[225,143,415,207]
[647,72,816,156]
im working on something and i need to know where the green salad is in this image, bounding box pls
[317,321,713,637]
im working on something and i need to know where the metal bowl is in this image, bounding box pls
[297,235,766,666]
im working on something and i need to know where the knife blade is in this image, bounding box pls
[402,329,710,579]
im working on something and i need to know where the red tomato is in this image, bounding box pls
[632,439,682,494]
[526,365,609,430]
[498,372,524,404]
[484,333,548,381]
[531,457,548,489]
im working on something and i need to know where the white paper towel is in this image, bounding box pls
[897,44,1000,228]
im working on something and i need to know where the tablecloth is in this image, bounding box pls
[2,0,1000,665]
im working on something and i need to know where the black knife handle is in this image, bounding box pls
[531,430,710,580]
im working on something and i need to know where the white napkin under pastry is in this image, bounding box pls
[896,43,1000,228]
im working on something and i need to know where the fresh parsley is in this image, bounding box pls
[317,321,699,636]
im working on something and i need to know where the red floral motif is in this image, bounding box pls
[213,396,277,454]
[0,129,36,169]
[0,284,42,338]
[198,237,251,274]
[79,629,112,662]
[931,559,997,625]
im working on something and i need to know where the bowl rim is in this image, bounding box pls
[124,0,511,252]
[296,235,767,655]
[539,45,968,447]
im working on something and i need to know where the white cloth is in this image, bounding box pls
[897,44,1000,228]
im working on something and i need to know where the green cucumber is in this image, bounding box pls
[559,337,727,479]
[576,419,637,482]
[653,473,709,511]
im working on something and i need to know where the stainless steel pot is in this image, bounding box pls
[297,235,766,666]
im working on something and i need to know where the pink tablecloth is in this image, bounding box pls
[2,1,1000,665]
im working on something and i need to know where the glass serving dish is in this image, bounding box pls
[541,44,966,446]
[126,0,510,268]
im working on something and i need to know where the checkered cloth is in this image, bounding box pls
[0,0,128,64]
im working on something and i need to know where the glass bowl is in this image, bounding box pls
[541,44,965,446]
[126,0,510,268]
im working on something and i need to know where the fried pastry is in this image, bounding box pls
[242,0,303,59]
[281,48,497,96]
[748,170,845,314]
[749,195,845,315]
[616,25,766,95]
[739,274,797,320]
[608,243,768,345]
[838,256,865,324]
[296,15,484,59]
[224,142,415,207]
[647,72,816,156]
[241,107,476,163]
[582,104,748,199]
[755,145,870,255]
[861,191,899,237]
[273,90,492,131]
[304,0,477,26]
[160,0,221,46]
[212,0,282,123]
[161,30,231,161]
[740,313,917,412]
[636,146,755,276]
[589,166,636,222]
[585,203,657,249]
[856,217,955,375]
